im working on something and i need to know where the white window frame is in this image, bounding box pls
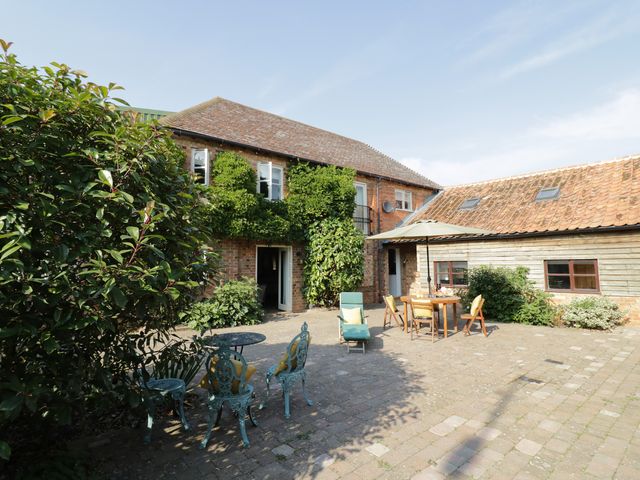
[354,182,369,234]
[257,162,283,201]
[395,189,413,211]
[191,148,210,186]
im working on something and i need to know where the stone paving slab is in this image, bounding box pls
[95,306,640,479]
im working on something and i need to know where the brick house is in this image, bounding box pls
[393,156,640,322]
[159,98,440,311]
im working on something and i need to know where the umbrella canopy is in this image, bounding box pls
[368,220,492,295]
[367,219,491,240]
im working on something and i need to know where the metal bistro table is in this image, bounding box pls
[202,332,266,354]
[400,295,461,338]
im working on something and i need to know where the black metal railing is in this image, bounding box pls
[353,204,372,234]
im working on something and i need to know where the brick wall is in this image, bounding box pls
[172,132,436,309]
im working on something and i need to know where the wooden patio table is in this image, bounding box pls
[400,295,461,338]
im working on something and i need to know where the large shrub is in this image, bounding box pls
[304,219,364,307]
[0,42,216,461]
[562,297,625,330]
[185,278,264,332]
[462,265,556,325]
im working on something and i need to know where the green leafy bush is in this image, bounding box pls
[152,338,206,389]
[206,152,291,242]
[461,265,556,326]
[286,163,356,240]
[513,289,559,326]
[562,297,625,330]
[304,219,364,307]
[0,41,217,461]
[185,278,264,331]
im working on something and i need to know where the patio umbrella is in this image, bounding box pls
[367,219,492,296]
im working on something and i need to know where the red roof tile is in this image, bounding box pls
[413,155,640,235]
[161,97,440,189]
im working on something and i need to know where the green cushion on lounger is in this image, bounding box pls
[342,323,370,341]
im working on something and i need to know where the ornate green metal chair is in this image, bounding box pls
[263,322,313,419]
[138,369,190,445]
[338,292,371,353]
[200,339,258,449]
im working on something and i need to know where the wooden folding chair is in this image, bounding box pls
[383,295,405,331]
[410,299,438,342]
[462,295,487,336]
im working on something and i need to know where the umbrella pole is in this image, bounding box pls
[426,236,432,296]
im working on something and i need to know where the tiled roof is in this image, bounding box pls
[160,97,440,189]
[412,155,640,236]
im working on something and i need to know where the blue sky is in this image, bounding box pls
[4,1,640,185]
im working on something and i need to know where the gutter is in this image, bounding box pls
[386,224,640,244]
[170,127,439,191]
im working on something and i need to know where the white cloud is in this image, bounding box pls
[530,89,640,139]
[400,88,640,186]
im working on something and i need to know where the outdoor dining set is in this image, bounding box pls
[140,322,313,449]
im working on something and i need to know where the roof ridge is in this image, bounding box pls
[444,152,640,189]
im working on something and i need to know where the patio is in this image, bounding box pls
[96,306,640,479]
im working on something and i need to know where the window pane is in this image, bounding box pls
[259,180,269,197]
[547,261,569,274]
[405,192,412,210]
[451,261,467,273]
[271,184,282,201]
[192,149,207,168]
[272,167,282,183]
[574,261,595,275]
[193,167,206,184]
[452,273,467,286]
[258,163,269,181]
[548,275,571,289]
[574,276,597,290]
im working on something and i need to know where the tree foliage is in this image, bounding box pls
[304,219,364,307]
[0,41,217,460]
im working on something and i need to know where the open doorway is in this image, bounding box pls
[388,248,402,296]
[256,246,292,311]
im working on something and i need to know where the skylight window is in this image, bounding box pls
[459,197,481,210]
[535,187,560,201]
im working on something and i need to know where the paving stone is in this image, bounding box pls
[365,442,390,457]
[429,422,455,437]
[516,439,543,456]
[271,444,295,457]
[477,426,502,441]
[314,453,335,468]
[600,409,621,418]
[443,415,467,428]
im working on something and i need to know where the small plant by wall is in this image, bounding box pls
[562,297,625,330]
[184,278,264,332]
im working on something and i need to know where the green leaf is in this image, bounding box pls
[96,207,104,219]
[107,250,124,264]
[98,169,113,188]
[0,441,10,461]
[0,245,21,261]
[126,226,140,242]
[2,116,23,126]
[0,395,23,414]
[111,287,128,308]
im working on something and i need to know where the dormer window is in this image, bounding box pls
[459,197,480,210]
[536,187,560,201]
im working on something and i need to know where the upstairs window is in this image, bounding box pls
[191,148,209,185]
[257,162,283,200]
[459,197,481,210]
[536,187,560,201]
[545,259,599,292]
[395,189,413,211]
[353,182,370,234]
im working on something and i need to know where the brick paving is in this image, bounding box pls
[96,305,640,479]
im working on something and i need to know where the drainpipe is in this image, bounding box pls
[376,177,383,302]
